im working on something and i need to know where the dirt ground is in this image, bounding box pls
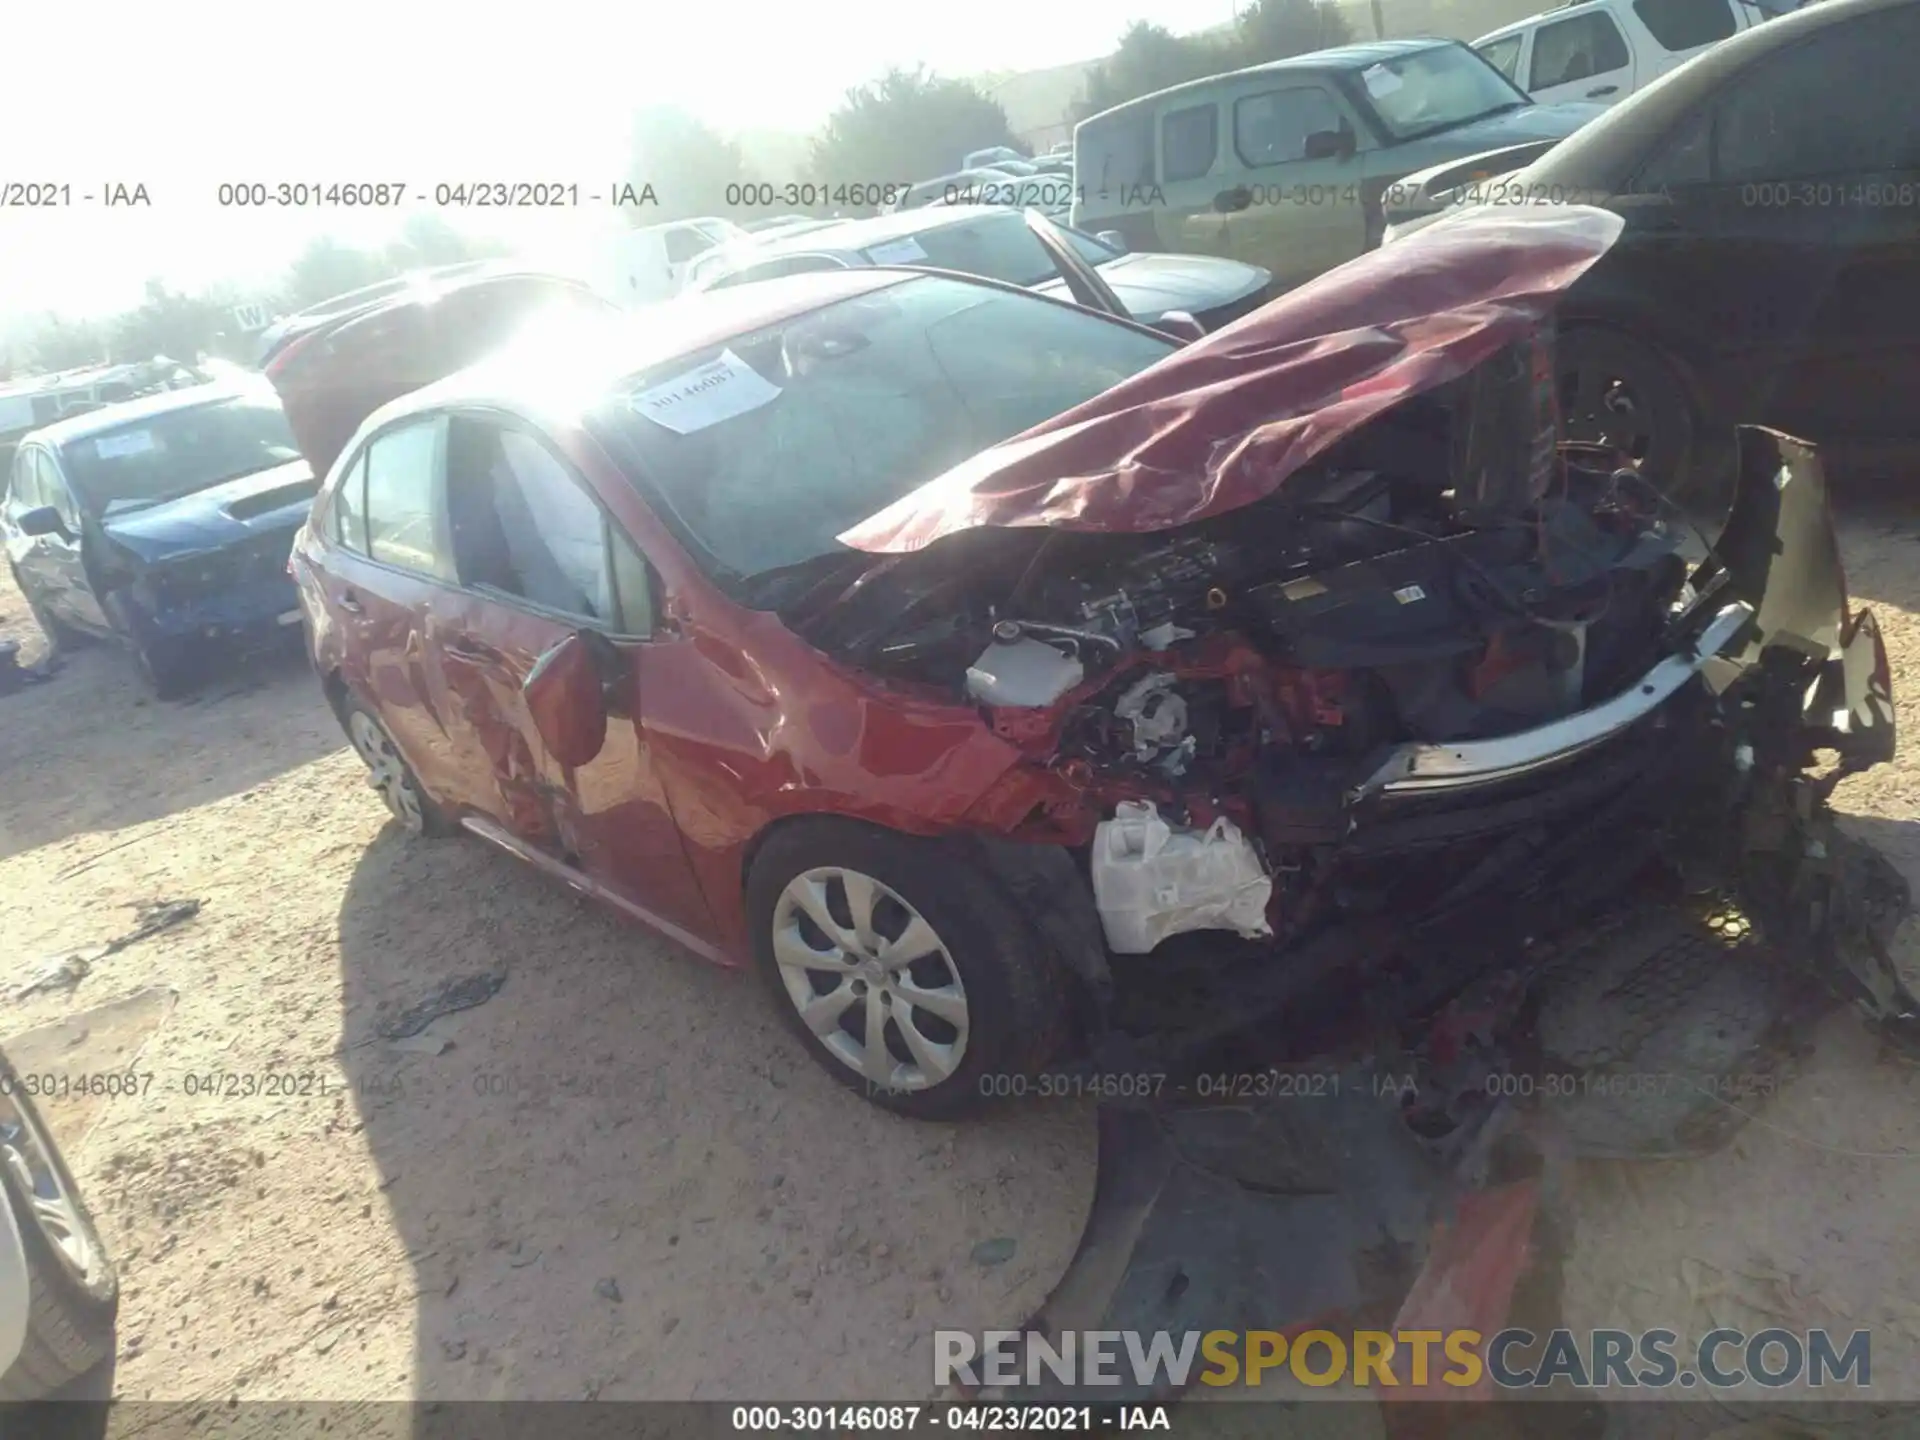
[3,497,1920,1420]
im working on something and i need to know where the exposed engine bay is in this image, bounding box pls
[791,332,1743,954]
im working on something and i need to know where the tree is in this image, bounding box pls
[1237,0,1355,64]
[811,67,1019,208]
[1076,22,1229,120]
[625,106,753,223]
[283,237,393,310]
[25,316,109,372]
[110,278,225,363]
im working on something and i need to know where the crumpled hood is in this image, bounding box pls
[98,459,316,563]
[840,204,1624,554]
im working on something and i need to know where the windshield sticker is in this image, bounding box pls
[865,236,930,265]
[1361,63,1405,97]
[92,429,157,459]
[627,348,783,435]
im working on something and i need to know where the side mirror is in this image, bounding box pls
[1155,311,1208,344]
[16,505,67,539]
[1304,129,1355,162]
[1095,229,1130,255]
[522,630,627,768]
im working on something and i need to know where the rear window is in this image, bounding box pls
[863,213,1060,287]
[1077,110,1155,197]
[1632,0,1735,50]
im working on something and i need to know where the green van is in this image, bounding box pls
[1070,39,1605,293]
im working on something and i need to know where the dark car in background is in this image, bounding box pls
[691,206,1272,334]
[1384,0,1920,497]
[1,381,318,695]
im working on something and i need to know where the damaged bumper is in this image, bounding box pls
[1357,600,1753,798]
[999,429,1911,1411]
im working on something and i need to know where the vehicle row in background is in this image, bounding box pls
[690,205,1269,336]
[1070,38,1600,291]
[1474,0,1793,108]
[1,381,319,695]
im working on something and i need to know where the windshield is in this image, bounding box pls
[862,212,1116,288]
[588,274,1174,599]
[1351,42,1532,142]
[59,393,302,514]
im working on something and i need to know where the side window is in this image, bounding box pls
[1477,35,1524,82]
[8,449,39,509]
[1160,105,1218,183]
[363,419,449,577]
[1711,15,1920,182]
[1632,106,1714,190]
[664,227,711,265]
[1632,0,1735,51]
[1233,86,1348,168]
[608,526,656,637]
[330,450,370,554]
[446,417,622,626]
[35,454,75,523]
[1529,13,1631,89]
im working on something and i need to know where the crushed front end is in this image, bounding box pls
[813,208,1910,1417]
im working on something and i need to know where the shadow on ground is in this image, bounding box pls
[330,823,1096,1406]
[0,629,340,864]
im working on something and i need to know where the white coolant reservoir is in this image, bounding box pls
[1091,800,1274,955]
[965,631,1084,707]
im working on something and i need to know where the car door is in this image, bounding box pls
[324,415,499,813]
[1704,7,1920,443]
[3,446,48,591]
[1526,10,1636,106]
[1216,76,1369,290]
[1153,99,1232,259]
[429,410,713,940]
[25,450,110,633]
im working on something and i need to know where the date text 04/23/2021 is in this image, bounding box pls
[729,1405,1172,1432]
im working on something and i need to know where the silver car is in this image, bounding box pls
[690,205,1273,334]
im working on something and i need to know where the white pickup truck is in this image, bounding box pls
[1473,0,1797,108]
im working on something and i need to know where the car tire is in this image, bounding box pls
[0,1059,118,1401]
[131,637,195,701]
[340,697,457,838]
[1557,327,1724,512]
[745,818,1069,1120]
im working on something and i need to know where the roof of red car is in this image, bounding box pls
[362,266,915,435]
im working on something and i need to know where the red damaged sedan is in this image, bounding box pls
[281,209,1904,1119]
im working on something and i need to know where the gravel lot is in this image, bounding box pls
[4,497,1920,1419]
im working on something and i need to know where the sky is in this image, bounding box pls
[0,0,1237,323]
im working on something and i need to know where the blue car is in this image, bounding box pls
[1,381,316,697]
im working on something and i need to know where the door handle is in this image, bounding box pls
[444,637,500,663]
[338,588,363,615]
[1213,187,1253,214]
[1586,84,1620,97]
